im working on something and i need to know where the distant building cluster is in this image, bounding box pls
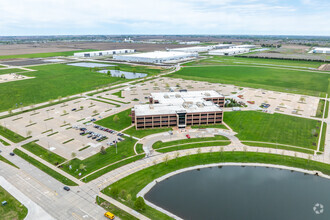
[309,47,330,54]
[208,44,256,56]
[74,49,135,58]
[131,90,224,129]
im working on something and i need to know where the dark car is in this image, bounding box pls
[9,152,15,156]
[90,118,96,122]
[63,186,70,191]
[80,132,85,135]
[71,108,77,111]
[92,136,97,139]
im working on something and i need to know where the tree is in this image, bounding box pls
[113,115,120,122]
[79,163,86,171]
[26,130,32,137]
[127,194,132,205]
[121,73,126,79]
[63,110,67,115]
[163,155,169,165]
[93,110,98,114]
[71,152,76,159]
[100,146,107,155]
[197,148,201,154]
[80,106,84,110]
[134,197,146,210]
[120,189,127,200]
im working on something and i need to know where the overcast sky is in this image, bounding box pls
[0,0,329,36]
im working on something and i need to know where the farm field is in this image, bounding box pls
[224,111,321,150]
[169,64,329,97]
[0,186,28,220]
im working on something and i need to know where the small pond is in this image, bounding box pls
[67,62,116,68]
[98,70,147,79]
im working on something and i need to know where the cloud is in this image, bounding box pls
[0,0,329,35]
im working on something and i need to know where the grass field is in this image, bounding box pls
[22,141,66,165]
[191,124,228,129]
[95,109,132,131]
[0,64,128,112]
[0,138,10,146]
[13,148,77,186]
[169,64,329,97]
[0,125,27,143]
[224,111,321,149]
[61,137,137,178]
[103,151,330,219]
[156,141,231,153]
[111,90,123,98]
[124,127,172,138]
[0,186,28,220]
[0,68,28,75]
[242,142,315,154]
[0,49,94,60]
[185,56,324,69]
[97,197,138,220]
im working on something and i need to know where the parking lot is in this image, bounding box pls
[0,97,128,159]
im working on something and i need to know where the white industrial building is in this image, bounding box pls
[233,44,257,49]
[113,51,198,63]
[209,48,250,56]
[169,46,215,53]
[178,41,201,45]
[309,47,330,54]
[74,49,136,58]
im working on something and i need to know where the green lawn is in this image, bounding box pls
[0,64,131,111]
[0,125,27,143]
[191,124,228,129]
[224,111,321,149]
[22,141,66,165]
[95,109,132,131]
[0,68,27,75]
[0,49,94,60]
[242,142,314,154]
[124,127,172,138]
[135,143,144,154]
[185,56,324,69]
[153,135,229,149]
[111,90,123,98]
[315,99,327,118]
[0,64,128,112]
[169,65,329,97]
[13,149,77,186]
[103,151,330,220]
[0,155,18,168]
[0,186,28,220]
[0,138,10,146]
[83,154,145,182]
[156,141,231,153]
[319,123,327,152]
[97,197,138,220]
[61,137,137,178]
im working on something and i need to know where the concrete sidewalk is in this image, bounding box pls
[0,176,54,220]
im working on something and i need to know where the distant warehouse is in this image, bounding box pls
[169,46,215,53]
[74,49,136,58]
[309,47,330,54]
[209,48,250,56]
[113,51,197,64]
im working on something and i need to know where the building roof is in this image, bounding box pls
[134,90,223,116]
[115,51,196,59]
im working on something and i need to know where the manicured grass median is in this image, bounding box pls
[103,151,330,219]
[83,154,145,182]
[22,141,66,165]
[0,125,27,143]
[242,142,314,154]
[124,127,172,138]
[0,186,28,220]
[61,137,137,178]
[95,109,132,131]
[153,135,229,149]
[0,155,18,168]
[315,99,328,118]
[224,111,321,150]
[0,138,10,146]
[0,68,27,75]
[13,149,77,186]
[319,123,327,152]
[191,124,228,129]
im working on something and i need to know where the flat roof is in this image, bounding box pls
[115,51,196,59]
[74,49,134,55]
[151,90,223,102]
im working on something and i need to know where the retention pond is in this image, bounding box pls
[145,166,330,220]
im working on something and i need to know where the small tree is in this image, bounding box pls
[163,154,169,165]
[134,197,146,210]
[197,148,201,154]
[120,189,127,200]
[93,110,98,114]
[113,115,120,122]
[71,152,76,159]
[79,163,86,171]
[100,146,107,155]
[127,194,132,205]
[80,106,84,110]
[26,130,32,137]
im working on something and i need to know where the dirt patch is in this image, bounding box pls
[318,64,330,71]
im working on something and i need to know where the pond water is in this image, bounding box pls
[67,62,115,68]
[98,70,147,79]
[145,166,330,220]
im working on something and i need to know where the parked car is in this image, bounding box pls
[71,108,77,111]
[186,134,191,139]
[9,152,15,156]
[63,186,70,191]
